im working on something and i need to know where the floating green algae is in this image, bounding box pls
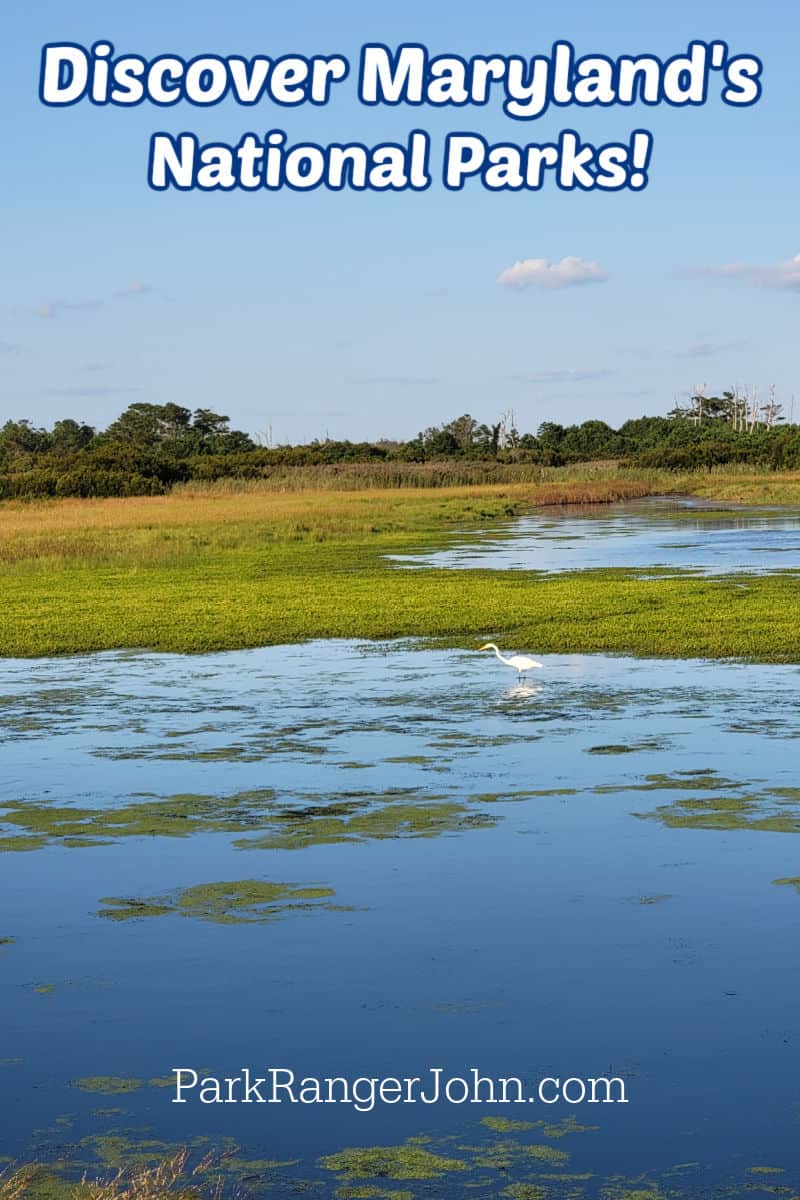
[223,1154,300,1173]
[480,1116,539,1133]
[466,1139,570,1170]
[97,879,344,925]
[586,741,664,755]
[773,877,800,894]
[599,768,744,795]
[93,736,328,762]
[238,800,495,851]
[636,789,800,833]
[501,1186,548,1200]
[74,1076,143,1094]
[335,1189,414,1200]
[0,785,499,853]
[600,1184,666,1200]
[0,787,279,849]
[383,755,435,765]
[0,935,14,946]
[319,1143,469,1180]
[97,899,174,920]
[78,1133,179,1170]
[541,1116,599,1138]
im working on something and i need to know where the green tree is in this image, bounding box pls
[0,419,51,459]
[104,403,192,447]
[536,422,565,450]
[51,418,96,452]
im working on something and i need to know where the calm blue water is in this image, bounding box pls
[2,635,800,1196]
[392,497,800,574]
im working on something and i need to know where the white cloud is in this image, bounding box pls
[33,298,103,319]
[676,338,748,360]
[497,256,608,290]
[514,368,614,384]
[692,255,800,289]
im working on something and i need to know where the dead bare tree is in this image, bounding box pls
[498,408,518,449]
[689,384,707,425]
[761,384,783,429]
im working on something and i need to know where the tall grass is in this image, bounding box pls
[1,468,798,571]
[0,480,654,568]
[0,1152,230,1199]
[173,460,624,492]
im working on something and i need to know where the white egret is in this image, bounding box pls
[479,643,543,677]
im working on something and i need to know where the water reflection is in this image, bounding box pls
[503,681,544,701]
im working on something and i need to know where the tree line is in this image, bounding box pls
[1,395,800,499]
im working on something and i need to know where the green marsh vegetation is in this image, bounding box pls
[2,469,800,659]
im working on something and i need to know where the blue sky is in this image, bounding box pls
[2,0,797,442]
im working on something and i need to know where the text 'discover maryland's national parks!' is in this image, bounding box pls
[2,3,799,1199]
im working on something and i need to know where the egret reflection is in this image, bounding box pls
[504,681,544,700]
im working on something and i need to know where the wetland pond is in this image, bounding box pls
[2,500,800,1198]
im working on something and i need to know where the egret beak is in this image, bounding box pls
[478,644,492,651]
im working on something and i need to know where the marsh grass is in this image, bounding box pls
[0,481,657,568]
[0,1152,229,1199]
[2,471,800,658]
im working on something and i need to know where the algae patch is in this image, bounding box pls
[97,879,345,925]
[0,787,279,849]
[587,741,663,755]
[236,796,496,851]
[320,1143,469,1180]
[622,773,800,834]
[480,1116,539,1133]
[74,1076,143,1094]
[0,786,498,853]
